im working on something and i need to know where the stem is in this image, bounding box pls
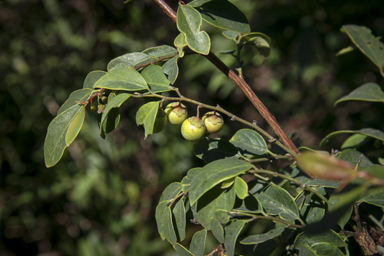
[151,0,300,158]
[252,168,329,204]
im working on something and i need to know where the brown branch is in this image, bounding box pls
[152,0,300,157]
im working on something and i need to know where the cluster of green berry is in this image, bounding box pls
[155,102,224,141]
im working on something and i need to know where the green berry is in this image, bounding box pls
[164,102,188,125]
[181,116,206,141]
[202,111,224,133]
[90,105,97,113]
[101,96,108,104]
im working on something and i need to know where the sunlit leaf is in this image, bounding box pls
[189,229,207,256]
[234,177,248,199]
[177,4,210,55]
[94,67,148,91]
[142,45,178,59]
[257,184,299,220]
[221,177,235,189]
[189,158,253,205]
[341,25,384,76]
[107,52,154,70]
[174,33,187,58]
[141,65,172,93]
[83,70,107,89]
[57,88,93,115]
[240,227,285,245]
[224,220,245,256]
[230,129,268,156]
[65,106,85,145]
[135,101,160,137]
[341,134,369,149]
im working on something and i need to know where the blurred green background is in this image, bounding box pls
[1,0,383,255]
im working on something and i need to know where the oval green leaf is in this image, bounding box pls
[162,56,180,85]
[234,177,248,199]
[210,218,224,243]
[294,230,345,248]
[107,52,154,70]
[94,67,148,91]
[189,158,253,205]
[240,227,285,245]
[141,65,172,93]
[83,70,107,89]
[189,229,207,256]
[135,101,160,137]
[224,219,245,256]
[173,199,186,241]
[230,129,268,156]
[177,4,210,55]
[320,128,384,148]
[257,184,299,220]
[312,243,344,256]
[142,45,178,59]
[240,32,271,57]
[160,182,183,203]
[173,243,194,256]
[335,83,384,105]
[65,106,85,145]
[57,88,93,115]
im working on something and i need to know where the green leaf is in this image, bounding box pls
[365,164,384,181]
[240,32,271,57]
[57,88,93,115]
[160,182,183,203]
[312,243,344,256]
[328,194,353,229]
[193,137,239,163]
[162,205,177,244]
[100,93,130,138]
[294,230,345,248]
[321,128,384,148]
[240,227,285,245]
[257,184,299,220]
[230,129,268,156]
[141,65,172,93]
[173,243,195,256]
[83,71,107,89]
[305,179,341,188]
[234,177,248,199]
[222,30,239,40]
[155,201,168,240]
[142,45,178,59]
[189,229,207,256]
[135,101,160,137]
[298,245,320,256]
[190,0,250,34]
[177,4,211,55]
[196,185,236,229]
[341,134,369,149]
[189,158,253,205]
[341,25,384,76]
[221,177,235,189]
[174,33,187,58]
[224,220,245,256]
[210,218,224,243]
[302,196,325,225]
[187,0,213,7]
[94,67,148,91]
[335,83,384,105]
[44,96,90,168]
[162,56,180,85]
[65,106,85,145]
[107,52,154,70]
[361,188,384,207]
[337,149,373,168]
[214,209,230,224]
[173,199,186,241]
[234,194,262,214]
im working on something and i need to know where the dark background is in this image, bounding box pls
[1,0,383,255]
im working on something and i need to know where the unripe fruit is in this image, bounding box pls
[153,109,167,133]
[202,111,224,133]
[90,105,97,113]
[164,102,188,125]
[101,96,108,104]
[181,116,206,141]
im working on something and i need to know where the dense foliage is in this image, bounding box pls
[1,0,384,255]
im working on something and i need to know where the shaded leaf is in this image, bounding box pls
[240,32,271,57]
[257,184,299,220]
[320,128,384,147]
[191,0,250,34]
[240,227,285,245]
[328,194,353,229]
[341,25,384,76]
[298,245,320,256]
[173,199,186,242]
[189,158,253,205]
[135,101,160,137]
[341,134,369,149]
[162,56,180,85]
[210,218,224,243]
[155,201,168,240]
[100,93,130,138]
[335,83,384,105]
[187,0,213,7]
[234,177,248,199]
[229,129,268,156]
[162,205,177,244]
[189,229,207,256]
[193,137,239,163]
[224,220,245,256]
[365,164,384,181]
[312,243,344,256]
[294,230,345,248]
[361,189,384,207]
[83,71,107,89]
[173,243,194,256]
[196,185,236,229]
[222,30,239,40]
[94,67,148,91]
[177,4,210,55]
[233,194,262,214]
[337,149,373,168]
[141,65,172,93]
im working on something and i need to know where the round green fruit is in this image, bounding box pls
[202,111,224,133]
[90,105,97,113]
[101,96,108,104]
[181,116,206,141]
[153,109,167,133]
[164,102,188,125]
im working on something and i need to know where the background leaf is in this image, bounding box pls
[335,83,384,105]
